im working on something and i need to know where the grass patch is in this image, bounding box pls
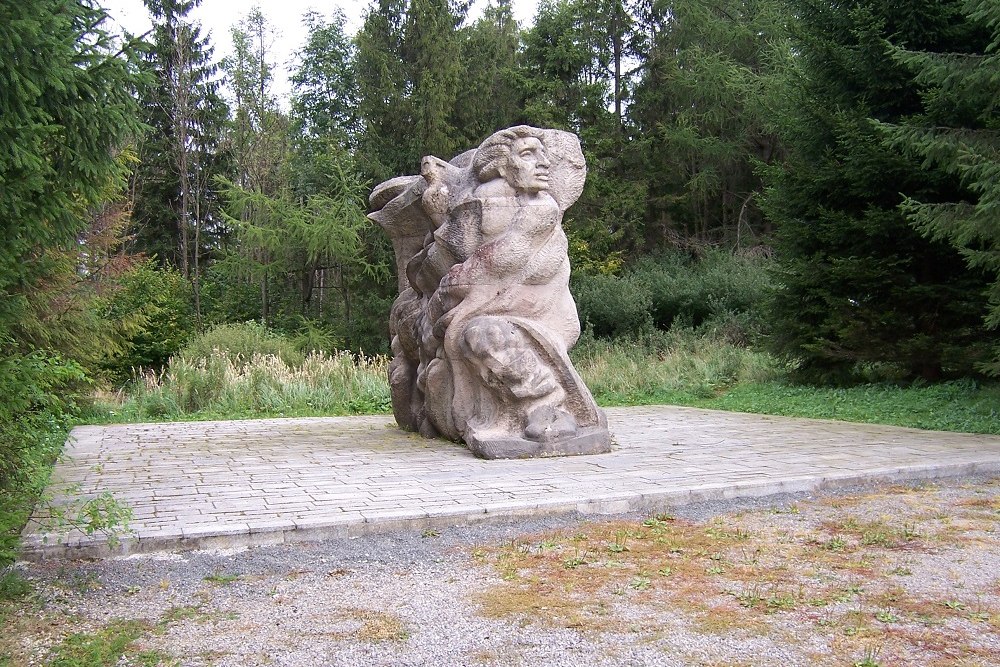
[0,570,31,602]
[47,619,169,667]
[320,608,410,643]
[570,329,779,405]
[203,572,240,586]
[476,482,1000,665]
[571,332,1000,435]
[83,324,999,436]
[354,610,410,642]
[699,381,1000,434]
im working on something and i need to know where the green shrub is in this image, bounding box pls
[197,261,264,325]
[293,317,342,355]
[0,352,84,490]
[0,350,85,565]
[571,249,774,343]
[178,322,304,368]
[632,250,773,334]
[571,273,653,338]
[99,261,195,383]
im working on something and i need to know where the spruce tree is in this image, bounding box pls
[403,0,466,160]
[0,0,141,342]
[132,0,228,285]
[291,9,360,148]
[520,0,645,263]
[629,0,788,246]
[355,0,417,183]
[453,0,526,145]
[289,10,392,351]
[0,0,141,488]
[218,8,287,323]
[762,0,992,382]
[880,0,1000,375]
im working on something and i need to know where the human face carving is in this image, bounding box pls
[504,137,550,193]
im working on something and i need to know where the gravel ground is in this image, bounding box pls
[4,475,999,667]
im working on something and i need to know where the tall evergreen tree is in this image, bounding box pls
[224,7,283,195]
[521,0,644,264]
[629,0,789,247]
[521,0,611,132]
[290,9,392,351]
[132,0,228,299]
[355,0,468,183]
[762,0,992,382]
[453,0,526,144]
[217,7,288,323]
[880,0,1000,375]
[403,0,466,159]
[0,0,142,347]
[291,9,360,147]
[0,0,142,487]
[355,0,414,183]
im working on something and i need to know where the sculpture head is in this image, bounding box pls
[473,126,551,193]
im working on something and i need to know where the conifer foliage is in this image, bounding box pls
[762,0,992,382]
[0,0,141,335]
[132,0,229,299]
[880,0,1000,375]
[0,0,141,492]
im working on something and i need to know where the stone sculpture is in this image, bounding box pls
[369,126,611,459]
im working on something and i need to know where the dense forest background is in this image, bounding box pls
[2,0,999,536]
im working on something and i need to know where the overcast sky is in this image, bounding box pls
[100,0,540,102]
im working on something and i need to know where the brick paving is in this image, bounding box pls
[20,406,1000,559]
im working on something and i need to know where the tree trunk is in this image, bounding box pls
[612,1,623,131]
[174,23,192,280]
[192,160,202,325]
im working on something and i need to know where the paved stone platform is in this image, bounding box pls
[20,406,1000,560]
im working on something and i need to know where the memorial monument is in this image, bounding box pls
[369,126,611,459]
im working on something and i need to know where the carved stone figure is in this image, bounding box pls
[369,126,611,459]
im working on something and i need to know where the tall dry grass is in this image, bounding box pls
[89,350,391,422]
[571,330,780,404]
[86,326,784,423]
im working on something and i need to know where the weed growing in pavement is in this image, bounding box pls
[563,549,589,569]
[607,531,630,554]
[874,609,899,623]
[318,608,411,643]
[52,569,102,594]
[629,576,652,591]
[824,536,846,552]
[203,572,240,586]
[353,610,410,642]
[853,643,883,667]
[159,605,204,625]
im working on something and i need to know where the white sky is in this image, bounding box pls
[100,0,540,103]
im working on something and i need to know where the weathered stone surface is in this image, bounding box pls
[370,126,611,458]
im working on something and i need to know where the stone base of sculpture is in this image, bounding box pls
[467,425,611,460]
[370,126,611,459]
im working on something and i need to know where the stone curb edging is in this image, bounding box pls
[20,458,1000,562]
